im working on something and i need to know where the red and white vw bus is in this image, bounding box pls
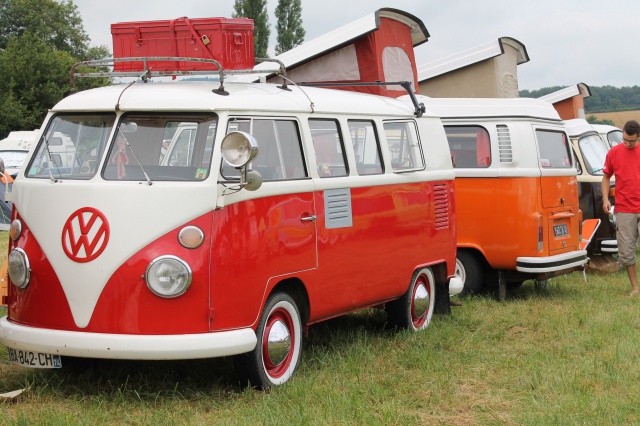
[0,62,460,388]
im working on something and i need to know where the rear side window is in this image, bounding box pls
[444,126,491,168]
[309,119,348,177]
[348,120,383,175]
[536,130,572,168]
[383,121,424,172]
[222,118,307,181]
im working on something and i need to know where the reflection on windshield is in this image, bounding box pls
[26,114,116,180]
[579,135,608,175]
[103,114,217,182]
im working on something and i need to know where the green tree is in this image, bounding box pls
[0,33,76,133]
[274,0,305,55]
[0,0,111,139]
[0,0,89,58]
[233,0,270,58]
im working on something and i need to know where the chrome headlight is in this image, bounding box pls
[8,248,30,289]
[221,131,259,167]
[145,255,192,298]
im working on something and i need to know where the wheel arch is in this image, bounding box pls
[268,277,310,325]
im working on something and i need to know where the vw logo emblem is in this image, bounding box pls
[61,207,110,263]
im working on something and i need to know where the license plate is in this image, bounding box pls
[7,347,62,369]
[553,224,569,237]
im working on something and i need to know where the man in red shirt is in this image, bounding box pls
[602,119,640,295]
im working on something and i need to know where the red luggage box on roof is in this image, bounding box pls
[111,16,254,72]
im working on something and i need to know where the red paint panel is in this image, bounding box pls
[88,213,213,334]
[7,214,76,329]
[210,192,317,330]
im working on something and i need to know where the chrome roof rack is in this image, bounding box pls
[69,57,287,95]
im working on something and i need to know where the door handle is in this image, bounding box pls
[301,215,316,223]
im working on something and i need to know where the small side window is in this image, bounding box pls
[444,126,491,168]
[348,120,383,175]
[536,130,572,168]
[383,121,424,172]
[309,119,348,177]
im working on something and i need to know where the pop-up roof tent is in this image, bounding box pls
[539,83,591,120]
[416,37,530,98]
[242,8,429,97]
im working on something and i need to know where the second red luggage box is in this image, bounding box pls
[111,16,255,72]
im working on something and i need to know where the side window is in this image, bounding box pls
[348,120,383,175]
[444,126,491,168]
[383,121,424,172]
[221,118,307,181]
[536,130,572,168]
[309,119,348,177]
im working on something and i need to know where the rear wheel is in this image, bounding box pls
[386,268,435,331]
[456,251,483,296]
[233,292,302,389]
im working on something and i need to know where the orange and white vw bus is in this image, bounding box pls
[406,96,587,297]
[0,59,460,388]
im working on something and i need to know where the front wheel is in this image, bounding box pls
[386,268,435,331]
[233,292,303,389]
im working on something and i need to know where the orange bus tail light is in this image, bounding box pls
[537,213,543,251]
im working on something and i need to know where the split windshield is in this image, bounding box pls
[578,134,608,175]
[26,113,218,181]
[26,114,116,180]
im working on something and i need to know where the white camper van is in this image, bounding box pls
[0,130,39,178]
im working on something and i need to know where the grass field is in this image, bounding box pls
[2,244,640,424]
[590,110,640,129]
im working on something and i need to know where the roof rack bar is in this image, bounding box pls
[255,57,288,89]
[70,57,287,93]
[299,81,426,117]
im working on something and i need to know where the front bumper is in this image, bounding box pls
[516,250,588,274]
[0,316,257,360]
[600,239,618,254]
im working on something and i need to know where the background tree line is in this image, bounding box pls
[520,85,640,114]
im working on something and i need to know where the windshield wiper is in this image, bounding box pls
[41,134,59,183]
[120,133,152,186]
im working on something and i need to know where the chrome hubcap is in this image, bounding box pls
[413,282,429,318]
[266,319,291,366]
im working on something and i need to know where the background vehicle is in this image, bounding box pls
[408,96,587,298]
[565,119,617,258]
[592,123,622,148]
[0,130,39,178]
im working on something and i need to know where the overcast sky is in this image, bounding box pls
[73,0,638,91]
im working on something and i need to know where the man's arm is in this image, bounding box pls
[602,174,612,214]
